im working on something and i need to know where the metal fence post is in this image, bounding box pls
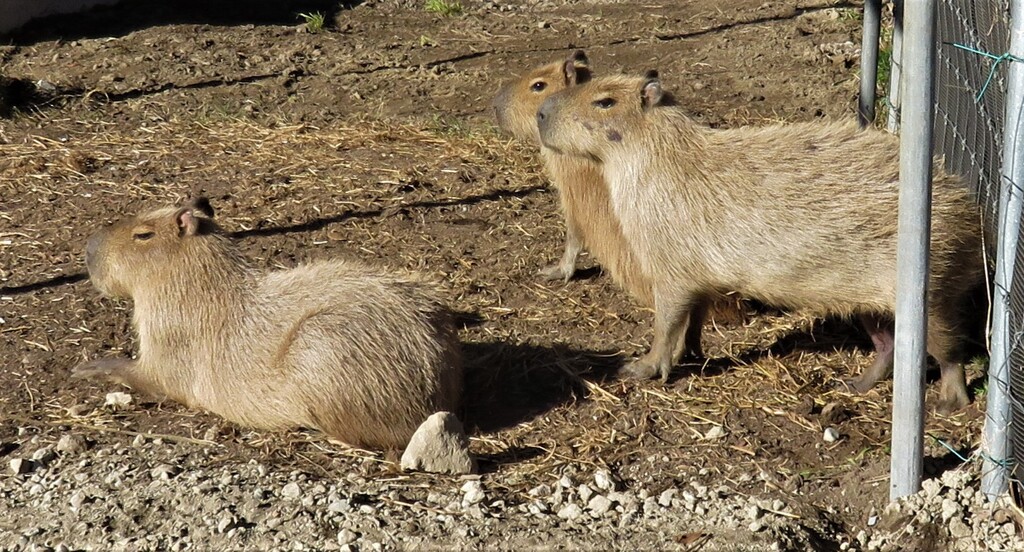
[891,0,936,501]
[860,0,883,127]
[887,0,905,133]
[983,0,1024,501]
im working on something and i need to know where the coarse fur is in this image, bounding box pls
[75,200,463,450]
[493,52,721,357]
[537,74,985,413]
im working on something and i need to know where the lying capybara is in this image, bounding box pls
[74,199,463,449]
[494,52,724,358]
[536,73,985,413]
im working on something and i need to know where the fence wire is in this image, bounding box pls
[932,0,1020,485]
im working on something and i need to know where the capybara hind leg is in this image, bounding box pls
[935,361,970,414]
[71,357,168,399]
[672,301,707,362]
[538,225,582,283]
[844,314,894,393]
[624,293,695,382]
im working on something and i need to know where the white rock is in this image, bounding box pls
[9,458,31,475]
[30,447,55,466]
[151,464,180,480]
[281,482,301,499]
[658,488,677,507]
[578,484,594,503]
[593,469,615,492]
[940,498,960,523]
[400,412,476,475]
[328,499,351,513]
[823,427,840,443]
[587,495,613,516]
[749,520,765,532]
[104,392,133,409]
[461,480,485,506]
[528,484,551,498]
[705,425,726,440]
[556,503,583,521]
[337,529,357,545]
[559,475,573,488]
[747,504,762,521]
[949,517,970,539]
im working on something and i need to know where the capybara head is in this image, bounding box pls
[492,50,592,143]
[85,197,222,299]
[537,71,670,160]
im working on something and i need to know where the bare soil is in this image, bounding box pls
[0,1,992,550]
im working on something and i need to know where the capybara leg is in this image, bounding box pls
[928,309,971,414]
[844,314,894,393]
[71,358,167,398]
[624,293,695,382]
[672,301,707,362]
[935,361,970,415]
[538,225,582,283]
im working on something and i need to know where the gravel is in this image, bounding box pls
[0,431,1019,551]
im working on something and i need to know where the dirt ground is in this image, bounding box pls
[0,0,995,550]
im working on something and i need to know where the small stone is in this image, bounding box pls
[749,520,765,532]
[31,447,56,466]
[921,478,941,498]
[867,515,878,527]
[705,425,726,440]
[940,498,959,522]
[9,458,31,475]
[537,20,550,29]
[594,470,615,492]
[216,511,235,533]
[527,500,548,515]
[771,499,785,511]
[578,484,594,503]
[56,435,88,455]
[104,392,133,409]
[151,464,180,480]
[658,489,677,507]
[328,499,351,513]
[949,517,970,539]
[823,427,840,443]
[337,529,357,545]
[587,495,613,516]
[69,490,86,510]
[1003,522,1017,537]
[461,480,485,506]
[401,412,476,475]
[559,475,573,488]
[281,482,301,499]
[528,484,551,498]
[642,497,659,516]
[557,503,583,521]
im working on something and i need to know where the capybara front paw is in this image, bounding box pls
[934,393,970,416]
[621,358,660,380]
[538,263,574,283]
[838,375,875,394]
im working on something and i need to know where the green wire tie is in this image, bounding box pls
[946,42,1024,103]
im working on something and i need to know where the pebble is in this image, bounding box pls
[337,529,357,545]
[594,470,615,492]
[104,392,133,409]
[658,489,677,508]
[461,480,485,506]
[281,482,302,499]
[528,484,551,498]
[151,464,181,480]
[56,435,88,455]
[587,495,613,516]
[556,504,583,521]
[705,425,726,440]
[328,499,352,513]
[578,484,594,503]
[9,458,31,475]
[823,428,840,443]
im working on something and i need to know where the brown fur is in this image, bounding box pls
[536,73,986,413]
[75,200,463,449]
[493,53,741,357]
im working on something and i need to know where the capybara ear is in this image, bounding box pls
[185,196,215,218]
[175,207,200,237]
[641,74,664,110]
[564,50,591,85]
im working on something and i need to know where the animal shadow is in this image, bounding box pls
[461,340,621,435]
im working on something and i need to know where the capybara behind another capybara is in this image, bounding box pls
[493,52,727,358]
[75,199,463,449]
[536,73,986,413]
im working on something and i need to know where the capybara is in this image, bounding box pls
[74,199,463,449]
[536,73,985,413]
[493,51,709,358]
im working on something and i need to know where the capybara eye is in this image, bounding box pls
[132,231,155,241]
[593,98,616,109]
[531,81,547,92]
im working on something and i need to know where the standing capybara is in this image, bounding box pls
[493,52,711,358]
[536,73,985,413]
[74,198,463,449]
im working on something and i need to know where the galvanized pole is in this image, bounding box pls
[983,0,1024,501]
[860,0,883,127]
[887,0,905,133]
[891,0,936,501]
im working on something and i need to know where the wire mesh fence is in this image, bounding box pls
[929,0,1019,489]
